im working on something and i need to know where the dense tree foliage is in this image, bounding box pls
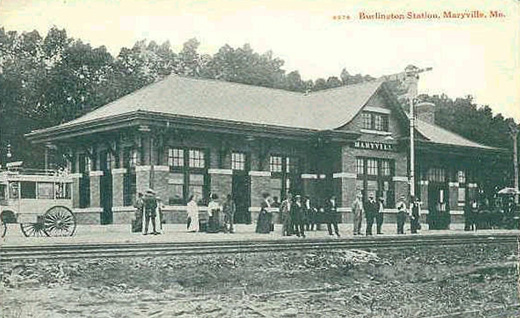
[0,26,517,190]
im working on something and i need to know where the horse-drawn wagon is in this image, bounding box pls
[0,166,76,237]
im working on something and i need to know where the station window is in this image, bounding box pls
[270,156,283,173]
[362,113,372,130]
[286,157,299,173]
[381,160,391,176]
[168,148,184,167]
[232,152,246,171]
[361,112,389,132]
[167,147,207,204]
[168,173,184,205]
[188,174,205,201]
[355,157,395,207]
[356,158,364,175]
[270,155,301,197]
[428,168,445,183]
[366,159,378,176]
[189,150,205,168]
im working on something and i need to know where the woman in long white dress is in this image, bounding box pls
[187,194,199,232]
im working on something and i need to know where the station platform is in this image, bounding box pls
[1,222,518,247]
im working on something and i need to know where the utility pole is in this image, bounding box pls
[509,122,519,204]
[384,65,432,199]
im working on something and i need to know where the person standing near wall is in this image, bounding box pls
[142,189,158,235]
[351,193,364,236]
[207,193,221,233]
[186,194,199,232]
[376,197,385,234]
[280,193,293,236]
[325,195,340,237]
[410,196,421,234]
[132,192,144,233]
[364,194,378,236]
[222,194,236,233]
[256,192,272,234]
[291,195,306,238]
[396,195,407,234]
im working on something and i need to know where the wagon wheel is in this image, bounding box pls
[20,223,49,237]
[43,206,76,237]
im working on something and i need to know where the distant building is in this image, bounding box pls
[26,75,507,224]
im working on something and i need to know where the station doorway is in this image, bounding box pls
[99,151,113,225]
[427,183,450,229]
[232,174,251,224]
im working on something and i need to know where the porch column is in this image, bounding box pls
[70,173,82,208]
[136,165,152,195]
[89,170,104,208]
[249,171,271,224]
[152,165,170,204]
[393,176,409,203]
[111,168,127,207]
[333,172,356,222]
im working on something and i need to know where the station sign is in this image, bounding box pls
[353,141,394,151]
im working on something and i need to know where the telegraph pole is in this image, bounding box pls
[402,66,432,199]
[510,122,519,204]
[381,65,432,200]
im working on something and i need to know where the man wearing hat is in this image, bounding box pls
[396,195,408,234]
[290,194,306,238]
[351,192,364,235]
[364,193,378,236]
[143,189,159,235]
[325,195,340,237]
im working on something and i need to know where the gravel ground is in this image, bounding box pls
[1,243,519,318]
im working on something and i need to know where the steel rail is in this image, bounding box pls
[1,233,517,263]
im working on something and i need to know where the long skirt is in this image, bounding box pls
[255,211,271,234]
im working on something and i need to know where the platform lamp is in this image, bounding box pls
[509,121,519,204]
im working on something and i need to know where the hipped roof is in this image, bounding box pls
[53,75,382,131]
[27,74,498,151]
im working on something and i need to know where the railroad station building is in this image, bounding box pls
[26,75,506,225]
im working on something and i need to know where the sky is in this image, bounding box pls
[1,0,519,121]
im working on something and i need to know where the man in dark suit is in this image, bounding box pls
[290,195,305,238]
[364,193,378,236]
[325,195,340,237]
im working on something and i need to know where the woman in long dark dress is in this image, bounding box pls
[255,192,271,234]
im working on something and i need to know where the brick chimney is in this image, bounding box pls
[415,102,435,124]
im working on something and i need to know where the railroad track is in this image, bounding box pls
[1,233,518,263]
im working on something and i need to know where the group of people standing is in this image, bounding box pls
[186,193,236,234]
[352,193,421,236]
[257,192,342,238]
[132,189,163,235]
[132,189,424,236]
